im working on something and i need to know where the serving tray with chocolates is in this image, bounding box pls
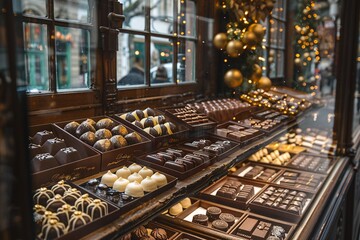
[247,148,295,167]
[55,116,152,171]
[135,146,211,180]
[78,162,177,214]
[230,162,282,183]
[286,153,335,174]
[249,185,314,222]
[214,121,265,145]
[252,109,294,124]
[113,108,190,148]
[29,124,101,187]
[197,176,265,210]
[229,213,295,240]
[236,117,284,134]
[33,181,120,240]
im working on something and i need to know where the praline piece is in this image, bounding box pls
[96,118,116,130]
[74,194,93,212]
[76,122,96,137]
[40,219,66,239]
[93,139,113,152]
[86,199,108,220]
[51,180,71,195]
[95,129,112,140]
[111,125,128,136]
[131,225,147,240]
[64,121,80,135]
[33,130,55,145]
[67,211,92,230]
[179,197,191,209]
[79,131,97,146]
[169,203,183,216]
[54,147,81,164]
[125,132,142,144]
[32,153,59,172]
[46,194,67,212]
[150,228,168,240]
[33,187,55,206]
[42,138,67,156]
[110,135,128,148]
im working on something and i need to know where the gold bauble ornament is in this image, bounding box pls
[248,23,265,41]
[257,76,272,91]
[224,69,243,88]
[243,31,258,46]
[213,33,228,49]
[226,40,244,58]
[251,64,263,83]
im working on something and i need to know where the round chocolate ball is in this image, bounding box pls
[64,121,80,135]
[80,131,97,146]
[93,139,114,152]
[124,132,142,145]
[96,118,116,130]
[110,135,128,148]
[111,125,128,136]
[76,122,96,137]
[95,129,112,140]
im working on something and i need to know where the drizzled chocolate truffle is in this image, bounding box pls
[33,187,54,206]
[51,180,71,195]
[86,199,108,219]
[67,211,92,230]
[74,194,93,212]
[40,219,66,239]
[56,204,76,226]
[46,194,67,212]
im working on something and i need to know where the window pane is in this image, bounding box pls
[177,0,196,37]
[54,0,90,23]
[272,0,285,19]
[21,0,47,17]
[55,27,90,89]
[24,23,49,92]
[150,37,173,84]
[178,39,195,83]
[277,21,285,47]
[150,0,174,34]
[122,0,145,31]
[269,19,278,47]
[276,50,284,77]
[117,33,146,87]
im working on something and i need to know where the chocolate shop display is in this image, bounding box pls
[214,121,264,144]
[273,170,325,192]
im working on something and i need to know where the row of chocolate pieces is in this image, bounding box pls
[253,186,308,215]
[216,180,255,202]
[119,108,177,137]
[289,154,330,173]
[238,118,281,131]
[171,106,210,125]
[243,165,278,182]
[277,171,323,191]
[216,124,260,141]
[237,216,286,240]
[186,99,250,122]
[164,197,192,216]
[278,128,336,155]
[192,207,236,232]
[253,109,289,122]
[33,180,108,239]
[85,163,167,204]
[248,148,292,166]
[118,225,170,240]
[30,130,81,172]
[145,148,208,172]
[64,118,142,152]
[183,139,233,156]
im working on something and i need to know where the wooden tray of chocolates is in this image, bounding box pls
[54,116,152,171]
[230,162,283,183]
[176,135,240,164]
[158,198,246,238]
[113,108,190,149]
[33,181,120,240]
[29,124,101,188]
[248,184,314,222]
[214,121,265,146]
[252,109,294,124]
[229,212,296,239]
[247,148,295,167]
[236,117,285,134]
[135,146,212,180]
[285,153,336,174]
[197,176,265,210]
[77,161,177,214]
[271,169,326,193]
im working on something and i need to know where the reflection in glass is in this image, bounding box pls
[117,33,146,87]
[150,0,174,34]
[150,37,173,84]
[276,50,284,77]
[55,27,90,89]
[178,39,195,83]
[54,0,90,22]
[23,23,49,92]
[21,0,47,17]
[272,0,285,19]
[122,0,145,30]
[177,0,196,37]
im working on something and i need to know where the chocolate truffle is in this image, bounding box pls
[120,113,136,122]
[40,219,66,239]
[86,199,108,219]
[138,166,154,178]
[51,180,71,195]
[33,130,55,145]
[56,204,76,225]
[141,176,157,192]
[93,139,113,152]
[125,181,144,198]
[63,188,82,205]
[164,122,177,135]
[219,213,235,226]
[113,177,130,192]
[46,194,67,212]
[33,187,54,206]
[151,172,167,187]
[151,228,168,240]
[64,121,80,135]
[144,127,159,137]
[76,122,96,137]
[212,219,228,231]
[143,107,156,117]
[33,204,46,215]
[131,226,147,240]
[206,206,222,221]
[154,115,166,125]
[169,203,183,216]
[80,131,97,146]
[111,125,128,136]
[110,135,128,148]
[101,170,118,187]
[74,194,94,212]
[128,172,144,183]
[54,147,81,164]
[95,129,112,140]
[141,117,155,128]
[96,118,115,130]
[82,118,97,128]
[42,211,60,225]
[132,110,145,121]
[128,163,142,173]
[133,120,144,129]
[125,132,142,144]
[68,211,92,230]
[192,214,208,226]
[116,166,132,179]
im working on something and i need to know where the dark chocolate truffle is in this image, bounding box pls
[143,127,159,137]
[132,109,145,121]
[51,180,71,195]
[46,194,67,212]
[219,213,235,226]
[131,225,148,240]
[86,199,108,219]
[151,228,168,240]
[120,113,136,122]
[192,214,208,226]
[124,132,142,144]
[32,153,59,172]
[111,125,128,136]
[110,135,128,148]
[132,120,144,129]
[56,204,76,226]
[64,121,80,135]
[212,219,228,231]
[95,128,112,139]
[54,147,81,164]
[33,188,54,206]
[40,219,66,239]
[76,122,96,137]
[143,107,155,117]
[93,139,114,152]
[67,211,92,230]
[74,194,93,212]
[141,117,155,128]
[80,131,97,146]
[96,118,116,130]
[206,206,222,221]
[33,130,55,145]
[63,188,82,205]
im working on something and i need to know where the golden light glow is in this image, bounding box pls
[135,50,140,55]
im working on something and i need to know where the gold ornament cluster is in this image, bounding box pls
[230,0,276,22]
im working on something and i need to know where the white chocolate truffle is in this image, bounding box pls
[169,203,183,216]
[260,157,270,164]
[128,163,142,173]
[262,148,268,155]
[112,177,129,192]
[273,158,282,165]
[274,150,280,157]
[151,172,168,187]
[141,176,157,192]
[116,166,131,179]
[125,181,144,198]
[179,197,191,209]
[128,172,143,183]
[101,170,118,187]
[138,166,154,179]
